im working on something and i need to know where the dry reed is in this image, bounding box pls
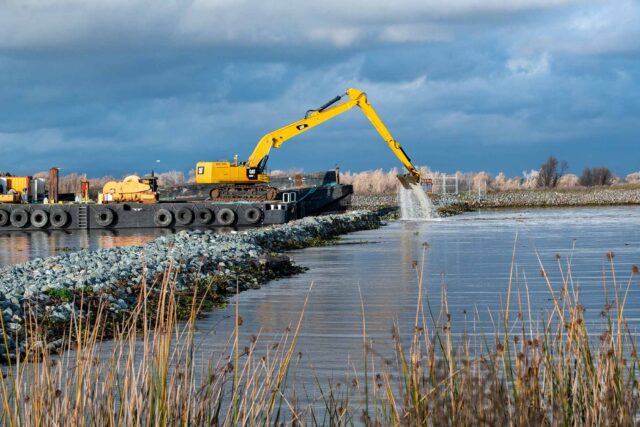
[2,246,639,425]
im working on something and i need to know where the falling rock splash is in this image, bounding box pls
[399,181,437,220]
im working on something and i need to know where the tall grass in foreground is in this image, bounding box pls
[1,247,640,425]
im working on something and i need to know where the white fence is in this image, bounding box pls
[426,173,487,196]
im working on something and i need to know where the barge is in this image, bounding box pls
[0,171,352,231]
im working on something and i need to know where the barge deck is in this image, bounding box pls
[0,180,353,231]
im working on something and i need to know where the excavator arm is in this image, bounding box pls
[246,88,421,182]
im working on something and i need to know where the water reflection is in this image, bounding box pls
[12,207,640,410]
[188,206,640,388]
[0,226,243,268]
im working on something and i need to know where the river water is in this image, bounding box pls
[4,207,640,394]
[188,206,640,385]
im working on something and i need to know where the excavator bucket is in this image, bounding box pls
[397,173,420,189]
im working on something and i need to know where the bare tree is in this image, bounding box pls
[536,156,568,188]
[579,167,613,186]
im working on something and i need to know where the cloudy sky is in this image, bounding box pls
[1,0,639,177]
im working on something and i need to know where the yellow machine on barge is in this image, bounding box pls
[195,87,424,200]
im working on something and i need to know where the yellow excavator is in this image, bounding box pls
[195,88,422,200]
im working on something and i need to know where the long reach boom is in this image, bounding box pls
[246,88,420,181]
[195,88,422,200]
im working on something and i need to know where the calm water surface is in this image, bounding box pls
[5,207,640,391]
[190,206,640,382]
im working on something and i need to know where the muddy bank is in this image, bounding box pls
[0,211,381,361]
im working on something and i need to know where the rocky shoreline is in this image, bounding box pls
[0,210,381,361]
[352,187,640,213]
[470,187,640,208]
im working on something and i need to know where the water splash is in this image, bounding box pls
[399,181,437,220]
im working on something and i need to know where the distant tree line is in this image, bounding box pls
[578,167,613,186]
[535,156,614,188]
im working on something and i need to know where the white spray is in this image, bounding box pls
[399,181,437,220]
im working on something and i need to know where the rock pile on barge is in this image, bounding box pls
[0,210,381,361]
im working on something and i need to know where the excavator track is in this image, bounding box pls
[209,184,279,202]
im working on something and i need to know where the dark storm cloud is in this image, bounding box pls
[0,0,638,177]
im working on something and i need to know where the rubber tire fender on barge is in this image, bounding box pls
[217,208,236,226]
[50,208,69,228]
[30,209,49,228]
[154,208,173,227]
[95,208,115,227]
[243,207,261,224]
[175,207,194,226]
[196,208,214,225]
[10,208,29,228]
[0,209,9,226]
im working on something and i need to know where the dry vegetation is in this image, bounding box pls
[27,166,640,197]
[2,249,640,425]
[340,167,640,195]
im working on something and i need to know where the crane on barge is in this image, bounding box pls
[195,88,423,201]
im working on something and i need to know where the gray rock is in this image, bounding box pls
[0,210,381,360]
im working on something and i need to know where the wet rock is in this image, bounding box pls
[252,254,292,269]
[8,323,22,333]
